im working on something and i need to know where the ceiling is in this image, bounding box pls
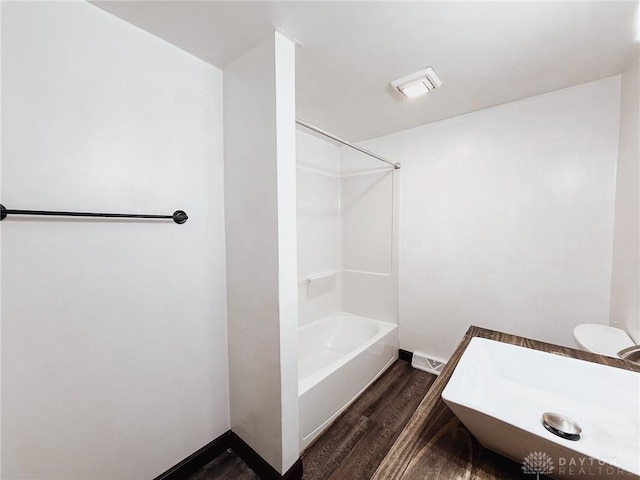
[93,1,638,141]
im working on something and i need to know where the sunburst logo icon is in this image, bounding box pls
[522,451,555,479]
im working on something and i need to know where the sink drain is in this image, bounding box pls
[542,412,581,441]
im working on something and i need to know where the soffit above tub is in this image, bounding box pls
[91,1,638,142]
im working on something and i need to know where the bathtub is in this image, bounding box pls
[298,312,398,450]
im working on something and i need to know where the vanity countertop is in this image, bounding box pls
[372,326,640,480]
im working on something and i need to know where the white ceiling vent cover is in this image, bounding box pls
[390,67,442,99]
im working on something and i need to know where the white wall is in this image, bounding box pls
[1,2,229,479]
[224,32,299,473]
[360,77,621,361]
[339,157,398,324]
[274,32,299,473]
[296,132,342,325]
[296,133,399,326]
[341,171,393,275]
[610,47,640,343]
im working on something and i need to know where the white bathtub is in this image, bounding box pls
[298,312,398,450]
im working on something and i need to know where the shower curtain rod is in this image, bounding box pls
[295,119,401,170]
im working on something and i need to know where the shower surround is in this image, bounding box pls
[296,130,399,450]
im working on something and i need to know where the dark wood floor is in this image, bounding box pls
[188,359,435,480]
[187,449,258,480]
[302,360,435,480]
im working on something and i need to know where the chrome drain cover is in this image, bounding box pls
[542,412,581,441]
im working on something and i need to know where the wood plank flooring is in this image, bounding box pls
[302,360,436,480]
[187,359,435,480]
[187,449,258,480]
[187,327,640,480]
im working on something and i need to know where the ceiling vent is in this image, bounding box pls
[390,67,442,99]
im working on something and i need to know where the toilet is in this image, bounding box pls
[573,323,636,358]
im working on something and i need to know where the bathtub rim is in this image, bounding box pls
[298,312,398,396]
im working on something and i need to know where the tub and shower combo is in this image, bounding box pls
[295,121,400,450]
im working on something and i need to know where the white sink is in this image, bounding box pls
[441,337,640,479]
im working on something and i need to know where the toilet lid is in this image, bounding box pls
[573,323,635,357]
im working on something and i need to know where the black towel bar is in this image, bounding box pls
[0,204,188,224]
